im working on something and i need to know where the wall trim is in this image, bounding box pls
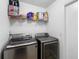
[65,0,78,7]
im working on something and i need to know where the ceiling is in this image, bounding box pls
[19,0,56,8]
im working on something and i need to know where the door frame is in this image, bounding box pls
[65,0,78,7]
[64,0,78,39]
[64,0,78,59]
[64,0,78,43]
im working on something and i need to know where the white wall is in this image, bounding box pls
[65,0,76,4]
[46,0,65,59]
[47,0,77,59]
[10,2,47,36]
[0,0,9,59]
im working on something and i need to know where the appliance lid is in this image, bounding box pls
[35,33,49,38]
[10,34,32,42]
[36,36,58,43]
[8,34,35,45]
[4,34,37,49]
[6,39,37,49]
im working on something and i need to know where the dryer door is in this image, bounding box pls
[43,41,59,59]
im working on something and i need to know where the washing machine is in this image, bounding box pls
[3,34,38,59]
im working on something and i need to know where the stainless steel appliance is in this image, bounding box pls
[35,33,59,59]
[3,35,37,59]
